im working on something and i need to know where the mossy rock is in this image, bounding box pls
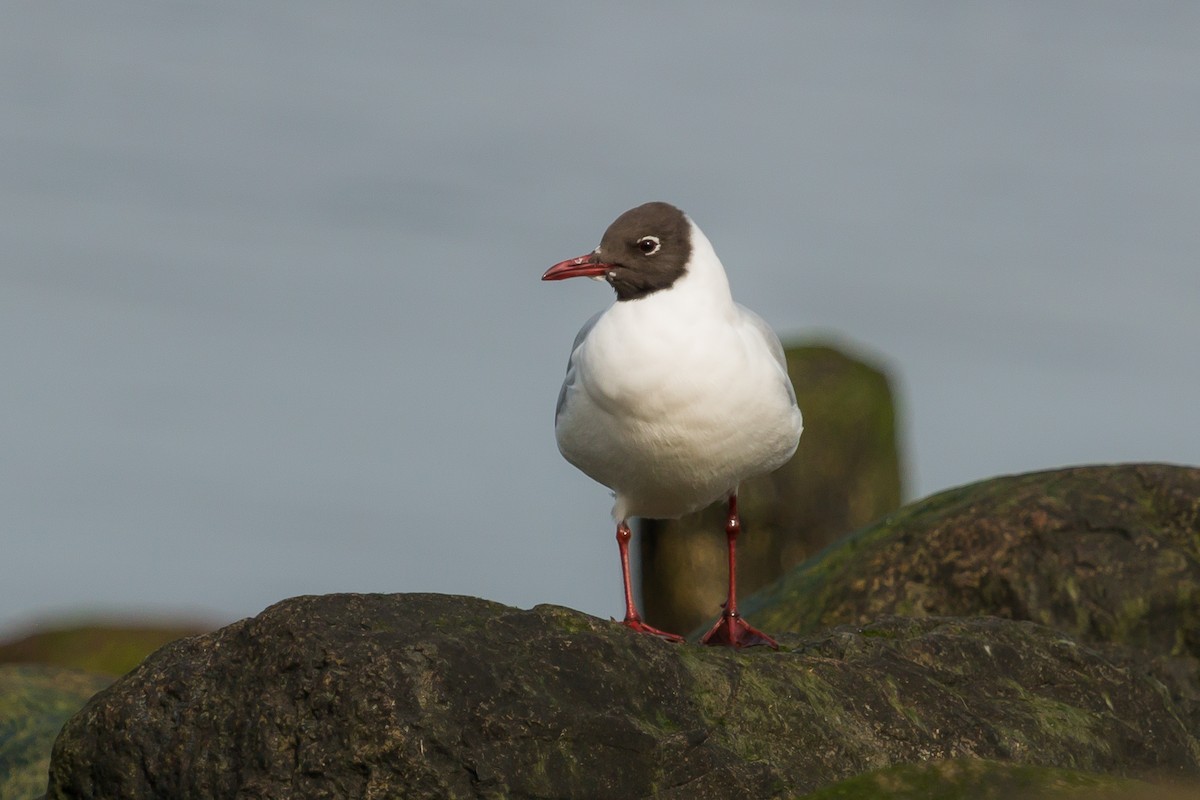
[1,664,111,800]
[743,463,1200,660]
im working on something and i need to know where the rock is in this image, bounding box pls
[47,593,1200,799]
[1,664,112,800]
[741,463,1200,738]
[640,341,905,635]
[741,463,1200,651]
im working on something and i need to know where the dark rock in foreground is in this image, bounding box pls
[48,593,1200,800]
[1,664,112,800]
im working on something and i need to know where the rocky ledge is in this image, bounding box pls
[45,464,1200,799]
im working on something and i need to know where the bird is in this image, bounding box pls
[542,201,803,648]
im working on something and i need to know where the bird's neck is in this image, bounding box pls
[654,222,735,315]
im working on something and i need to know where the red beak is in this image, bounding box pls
[542,252,613,281]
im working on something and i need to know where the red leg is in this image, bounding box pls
[616,521,683,642]
[701,495,778,649]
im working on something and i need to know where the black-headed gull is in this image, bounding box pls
[543,202,803,648]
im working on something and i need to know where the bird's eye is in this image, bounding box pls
[637,236,661,255]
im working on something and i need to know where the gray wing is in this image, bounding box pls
[736,303,797,406]
[555,310,604,425]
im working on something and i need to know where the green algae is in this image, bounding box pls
[995,681,1110,766]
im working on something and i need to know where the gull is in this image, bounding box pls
[543,202,803,648]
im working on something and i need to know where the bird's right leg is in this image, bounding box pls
[616,521,683,642]
[700,494,779,649]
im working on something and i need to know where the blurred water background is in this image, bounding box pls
[2,4,1197,636]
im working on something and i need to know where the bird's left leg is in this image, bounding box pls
[701,493,779,649]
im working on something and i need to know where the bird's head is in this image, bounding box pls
[542,202,693,301]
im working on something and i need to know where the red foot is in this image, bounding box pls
[620,617,685,643]
[701,612,778,649]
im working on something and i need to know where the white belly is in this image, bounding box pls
[555,309,802,521]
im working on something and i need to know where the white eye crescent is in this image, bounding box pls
[637,236,661,255]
